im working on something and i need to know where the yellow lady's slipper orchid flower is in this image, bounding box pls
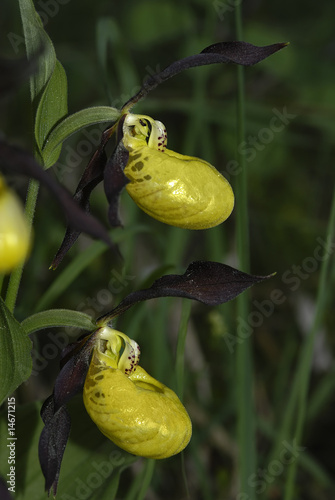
[122,114,234,229]
[83,326,192,459]
[0,175,31,273]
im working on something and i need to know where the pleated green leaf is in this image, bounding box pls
[35,59,68,166]
[18,0,56,101]
[0,297,32,405]
[21,309,95,335]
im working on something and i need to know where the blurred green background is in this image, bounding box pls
[1,0,335,499]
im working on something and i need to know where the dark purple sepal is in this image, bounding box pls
[53,331,97,410]
[38,330,98,495]
[38,403,71,496]
[50,126,116,268]
[97,260,273,324]
[122,41,288,109]
[103,117,130,227]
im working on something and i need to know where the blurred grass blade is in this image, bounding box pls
[35,240,108,313]
[0,297,32,404]
[175,300,192,399]
[137,459,156,500]
[96,17,139,103]
[234,5,256,500]
[42,106,121,167]
[284,179,335,500]
[35,60,68,166]
[21,309,95,335]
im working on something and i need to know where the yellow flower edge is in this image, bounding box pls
[83,351,192,459]
[0,176,31,273]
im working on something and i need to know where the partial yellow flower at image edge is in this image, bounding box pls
[0,175,31,273]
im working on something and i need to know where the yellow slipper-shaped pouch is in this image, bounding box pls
[83,327,192,459]
[122,114,234,229]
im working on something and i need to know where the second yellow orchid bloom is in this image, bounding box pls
[83,326,192,459]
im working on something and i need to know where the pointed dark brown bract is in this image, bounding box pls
[50,146,107,269]
[97,261,273,323]
[103,116,130,227]
[39,401,71,496]
[53,333,97,410]
[38,332,97,495]
[200,41,288,65]
[50,125,120,268]
[122,41,288,109]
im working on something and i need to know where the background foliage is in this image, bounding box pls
[1,0,335,499]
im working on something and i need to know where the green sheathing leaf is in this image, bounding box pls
[0,297,32,404]
[35,59,68,165]
[19,0,68,167]
[42,106,121,168]
[21,309,95,335]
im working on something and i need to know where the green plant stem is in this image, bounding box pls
[284,182,335,500]
[5,179,39,312]
[234,5,256,500]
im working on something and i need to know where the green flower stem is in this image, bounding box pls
[234,4,256,500]
[284,182,335,500]
[5,179,39,312]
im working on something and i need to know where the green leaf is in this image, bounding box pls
[42,106,121,168]
[18,0,56,101]
[0,297,32,404]
[35,60,68,166]
[21,309,95,335]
